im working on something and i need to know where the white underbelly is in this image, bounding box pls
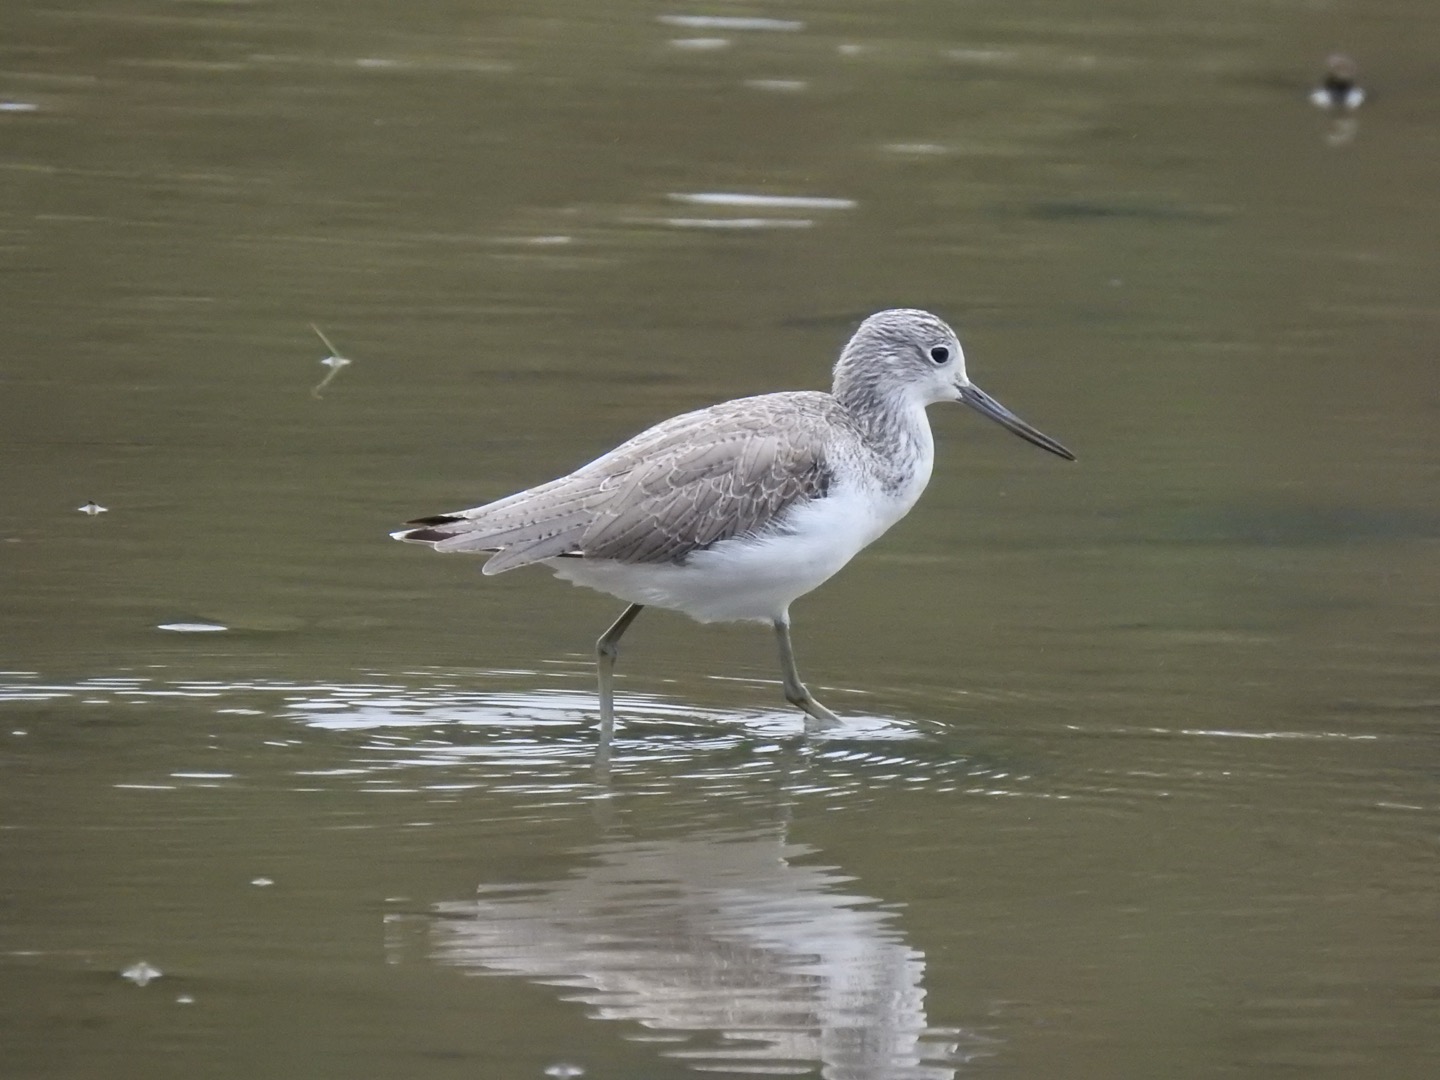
[546,484,914,623]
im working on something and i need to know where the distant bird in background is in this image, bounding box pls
[1311,53,1365,111]
[392,309,1074,750]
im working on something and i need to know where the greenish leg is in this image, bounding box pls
[595,603,644,751]
[773,615,841,729]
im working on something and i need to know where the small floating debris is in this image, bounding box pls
[157,622,228,633]
[121,961,163,987]
[77,501,107,515]
[668,192,856,210]
[0,101,39,113]
[658,15,803,32]
[309,324,353,398]
[176,993,195,1005]
[250,876,274,887]
[543,1065,585,1079]
[1310,53,1364,111]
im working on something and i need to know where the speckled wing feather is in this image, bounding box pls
[395,392,840,574]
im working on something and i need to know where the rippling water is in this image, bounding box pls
[4,658,1435,1075]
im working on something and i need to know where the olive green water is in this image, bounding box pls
[2,1,1437,1077]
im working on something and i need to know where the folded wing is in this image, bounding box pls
[392,394,836,574]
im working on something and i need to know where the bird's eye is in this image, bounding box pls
[928,346,950,365]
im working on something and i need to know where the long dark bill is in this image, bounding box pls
[959,383,1076,461]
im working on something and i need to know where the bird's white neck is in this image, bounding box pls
[835,384,935,501]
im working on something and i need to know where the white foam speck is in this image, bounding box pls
[946,48,1018,64]
[659,15,803,31]
[885,143,951,156]
[669,192,855,210]
[660,217,813,230]
[496,235,573,246]
[745,79,807,92]
[668,37,731,51]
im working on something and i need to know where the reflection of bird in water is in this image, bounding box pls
[413,828,971,1077]
[1310,53,1365,111]
[393,310,1073,749]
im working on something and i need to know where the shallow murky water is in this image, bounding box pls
[3,1,1438,1078]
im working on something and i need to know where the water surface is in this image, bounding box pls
[3,1,1438,1077]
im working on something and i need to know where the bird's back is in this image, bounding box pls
[394,390,854,573]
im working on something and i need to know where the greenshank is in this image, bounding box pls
[393,309,1074,740]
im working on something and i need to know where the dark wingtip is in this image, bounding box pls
[391,514,464,544]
